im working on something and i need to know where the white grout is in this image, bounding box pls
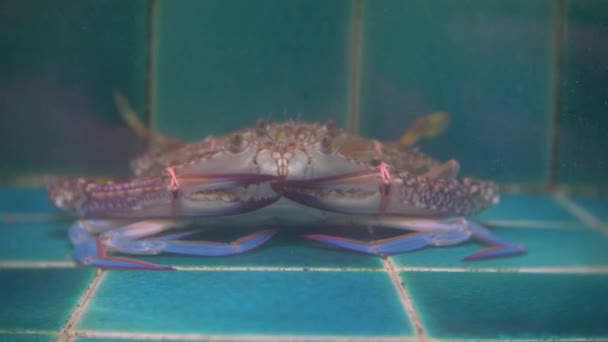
[174,266,383,272]
[0,261,76,268]
[443,339,608,342]
[2,262,608,275]
[73,330,419,341]
[395,266,608,274]
[0,329,58,335]
[0,329,605,342]
[362,225,426,338]
[59,269,107,342]
[383,257,426,338]
[553,195,608,235]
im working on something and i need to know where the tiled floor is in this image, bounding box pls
[0,188,607,342]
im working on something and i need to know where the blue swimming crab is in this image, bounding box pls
[47,116,525,270]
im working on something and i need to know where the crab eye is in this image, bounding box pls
[255,118,268,137]
[316,135,333,155]
[228,134,249,153]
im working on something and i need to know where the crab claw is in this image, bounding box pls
[283,167,499,219]
[48,173,281,219]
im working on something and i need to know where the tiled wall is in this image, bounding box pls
[1,0,607,188]
[0,0,148,177]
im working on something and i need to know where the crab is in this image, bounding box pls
[47,112,525,270]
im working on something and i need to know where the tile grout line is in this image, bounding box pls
[3,263,608,274]
[74,330,417,342]
[0,261,77,268]
[346,0,363,133]
[174,266,383,272]
[397,266,608,274]
[546,0,566,190]
[144,0,158,148]
[0,329,58,335]
[59,269,106,342]
[382,257,426,337]
[553,194,608,235]
[0,329,606,342]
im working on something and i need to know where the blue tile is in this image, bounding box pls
[402,271,608,338]
[0,334,57,342]
[0,269,96,330]
[154,0,352,139]
[359,0,552,183]
[135,226,383,269]
[474,193,576,221]
[0,221,72,261]
[392,225,608,268]
[573,197,608,221]
[0,187,56,213]
[78,270,411,336]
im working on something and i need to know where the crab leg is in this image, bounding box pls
[302,218,470,256]
[462,221,526,260]
[302,218,525,260]
[70,219,277,270]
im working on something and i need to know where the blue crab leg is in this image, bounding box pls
[302,218,526,260]
[69,221,172,270]
[461,221,526,261]
[70,220,277,270]
[106,229,277,257]
[302,219,471,256]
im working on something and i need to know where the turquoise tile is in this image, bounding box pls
[402,272,608,338]
[557,1,608,186]
[0,269,96,330]
[474,193,576,221]
[573,197,608,221]
[360,0,552,183]
[392,225,608,268]
[0,334,57,342]
[0,221,71,261]
[0,0,147,176]
[135,226,383,269]
[0,187,55,213]
[78,271,411,336]
[153,0,352,139]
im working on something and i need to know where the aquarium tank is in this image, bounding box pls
[0,0,607,341]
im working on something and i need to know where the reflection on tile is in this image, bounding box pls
[403,271,608,338]
[78,271,411,336]
[0,269,95,330]
[391,225,608,268]
[360,0,552,183]
[154,0,352,139]
[0,221,71,261]
[475,193,576,221]
[573,197,608,221]
[136,226,383,269]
